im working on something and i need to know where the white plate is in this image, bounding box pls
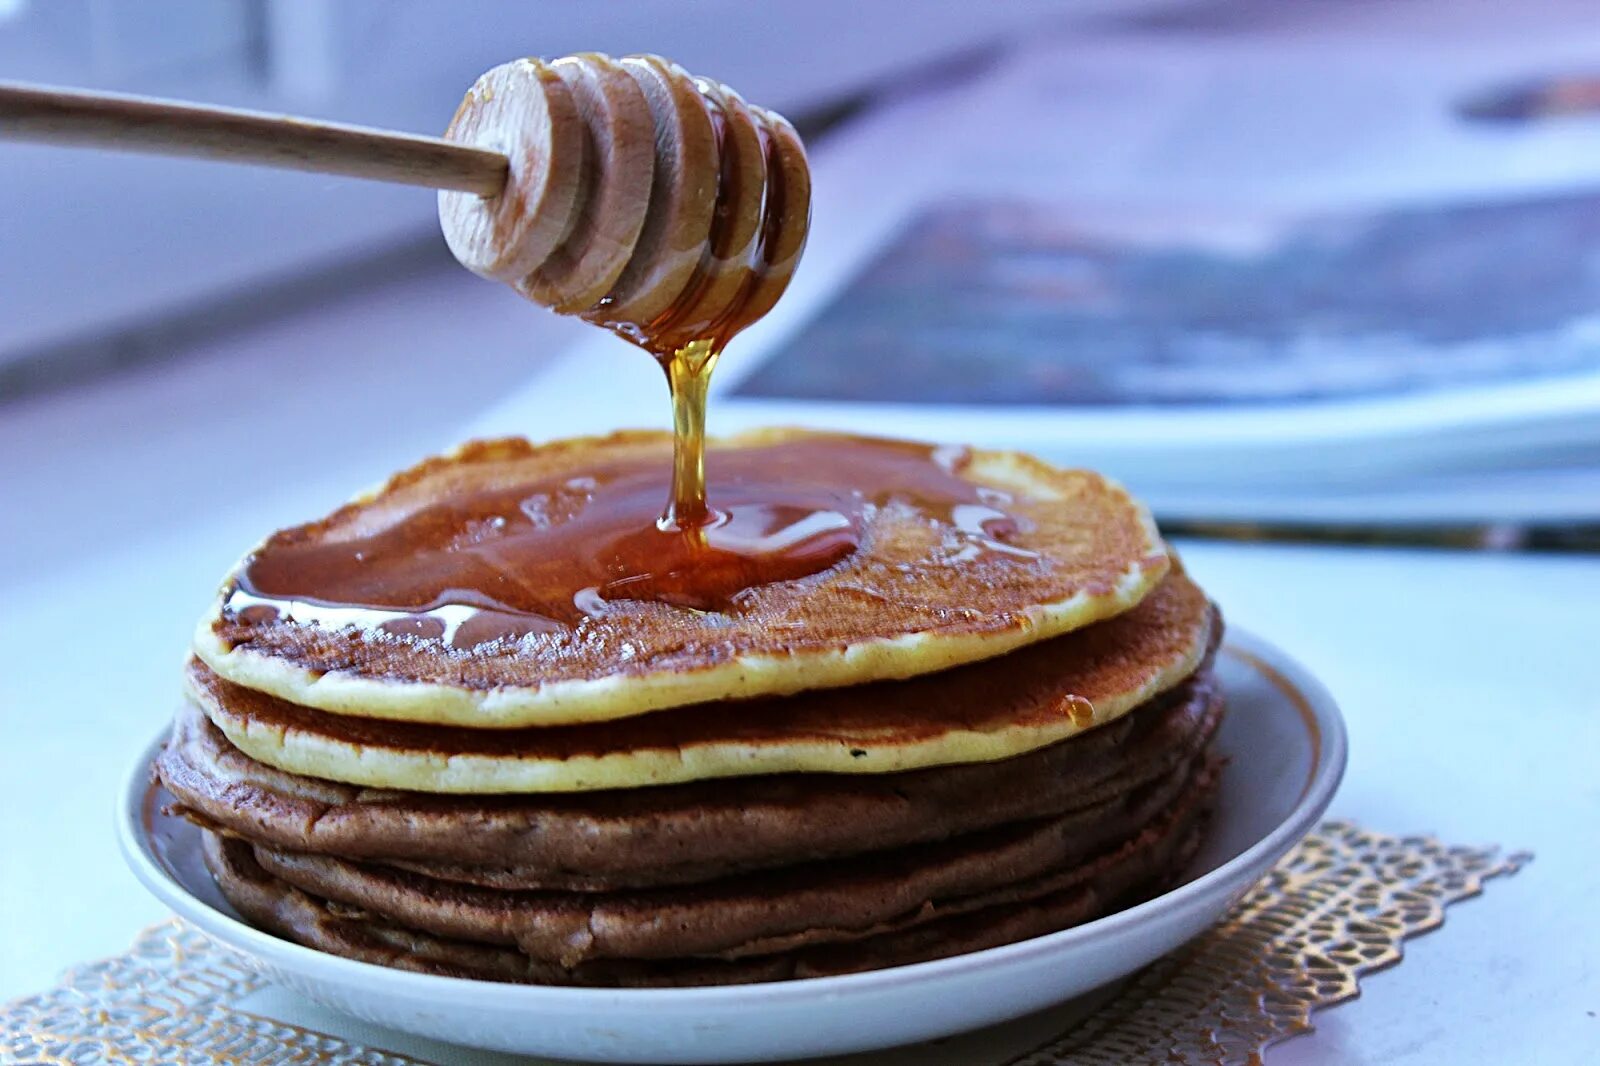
[118,630,1345,1064]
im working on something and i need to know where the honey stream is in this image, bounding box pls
[227,79,1040,643]
[659,338,720,532]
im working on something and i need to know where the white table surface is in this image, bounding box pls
[4,7,1599,1061]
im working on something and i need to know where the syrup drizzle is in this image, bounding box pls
[230,437,1038,649]
[660,338,720,530]
[589,77,786,529]
[227,80,1041,648]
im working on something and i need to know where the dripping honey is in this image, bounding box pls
[232,436,1037,647]
[230,79,1037,643]
[603,84,770,534]
[660,339,719,531]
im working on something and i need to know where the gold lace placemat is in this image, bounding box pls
[2,821,1528,1066]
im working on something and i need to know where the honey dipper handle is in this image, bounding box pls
[0,81,509,195]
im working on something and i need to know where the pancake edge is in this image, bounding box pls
[192,428,1169,729]
[192,607,1214,793]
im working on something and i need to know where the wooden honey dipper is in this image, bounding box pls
[0,55,809,352]
[0,54,811,524]
[438,54,810,359]
[434,54,810,527]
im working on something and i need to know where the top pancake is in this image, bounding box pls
[195,429,1167,728]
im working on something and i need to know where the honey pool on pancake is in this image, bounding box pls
[231,436,1042,649]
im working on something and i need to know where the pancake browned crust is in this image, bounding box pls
[160,658,1220,889]
[203,767,1213,986]
[194,430,1168,729]
[242,752,1212,964]
[189,568,1215,793]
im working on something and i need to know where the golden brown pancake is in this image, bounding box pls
[194,429,1168,729]
[160,656,1220,888]
[203,767,1212,986]
[189,568,1213,793]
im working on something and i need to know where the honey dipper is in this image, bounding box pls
[437,54,809,355]
[1,55,810,524]
[0,54,810,354]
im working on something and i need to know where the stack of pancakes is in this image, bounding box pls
[156,430,1224,987]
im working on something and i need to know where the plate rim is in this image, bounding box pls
[117,626,1346,1009]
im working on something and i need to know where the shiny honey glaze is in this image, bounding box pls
[230,78,1035,642]
[231,437,1034,648]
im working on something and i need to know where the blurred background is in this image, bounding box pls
[4,0,1600,1003]
[6,0,1600,566]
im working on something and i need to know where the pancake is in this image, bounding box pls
[203,767,1212,985]
[160,656,1221,888]
[164,672,1221,892]
[194,429,1168,729]
[241,752,1213,964]
[188,567,1214,793]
